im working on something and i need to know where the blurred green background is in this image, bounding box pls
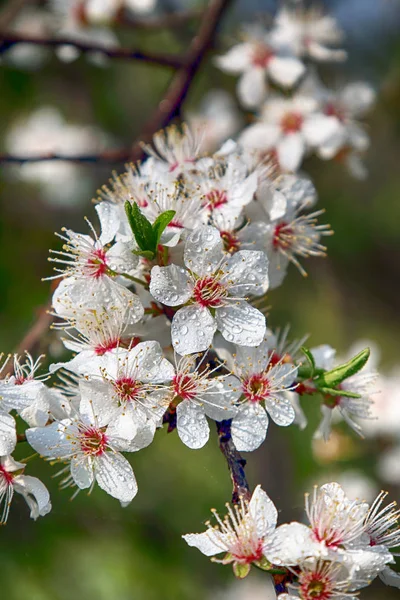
[0,1,400,598]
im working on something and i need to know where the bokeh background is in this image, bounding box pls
[0,0,400,598]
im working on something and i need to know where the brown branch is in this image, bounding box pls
[11,0,233,363]
[216,421,251,504]
[114,7,202,30]
[128,0,233,159]
[0,32,185,68]
[0,149,135,164]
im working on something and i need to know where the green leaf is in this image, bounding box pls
[152,210,176,247]
[233,562,251,579]
[319,387,361,399]
[253,556,271,571]
[125,201,154,252]
[301,346,316,377]
[316,348,370,388]
[132,249,155,260]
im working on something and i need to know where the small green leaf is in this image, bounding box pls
[253,556,271,571]
[316,348,370,388]
[132,249,155,260]
[125,201,154,252]
[319,387,361,399]
[301,346,316,377]
[233,562,251,579]
[152,210,176,247]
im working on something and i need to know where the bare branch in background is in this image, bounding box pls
[0,32,185,68]
[115,7,202,30]
[0,0,232,165]
[9,0,233,352]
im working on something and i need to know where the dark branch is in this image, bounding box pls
[216,420,251,504]
[0,32,185,68]
[115,7,202,30]
[0,149,135,164]
[10,0,233,353]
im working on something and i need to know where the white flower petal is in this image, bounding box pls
[94,452,137,503]
[238,67,268,109]
[215,43,253,74]
[277,133,305,171]
[0,412,16,455]
[303,115,339,147]
[248,484,278,538]
[215,301,266,347]
[26,420,76,458]
[13,474,52,519]
[71,455,94,489]
[171,305,217,355]
[239,123,281,150]
[183,530,228,556]
[176,400,210,449]
[268,55,305,87]
[265,393,296,426]
[79,379,118,428]
[184,226,224,276]
[266,522,322,566]
[341,82,375,117]
[149,264,193,306]
[202,375,241,421]
[380,566,400,589]
[225,250,269,297]
[231,403,269,452]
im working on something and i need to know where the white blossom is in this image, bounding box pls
[183,485,280,575]
[150,226,269,354]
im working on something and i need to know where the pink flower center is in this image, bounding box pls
[220,231,241,254]
[173,373,198,401]
[273,222,293,250]
[204,189,228,211]
[114,376,141,402]
[299,571,333,600]
[232,538,264,564]
[192,276,227,308]
[242,373,270,403]
[94,338,120,356]
[79,427,108,456]
[280,112,303,134]
[87,248,108,279]
[251,44,274,68]
[0,464,14,485]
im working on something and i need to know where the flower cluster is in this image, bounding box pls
[217,2,375,178]
[184,482,400,595]
[1,2,397,599]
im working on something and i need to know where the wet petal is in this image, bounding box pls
[216,301,266,347]
[231,403,269,451]
[184,226,224,276]
[94,452,137,503]
[150,264,193,306]
[176,400,210,449]
[171,305,217,355]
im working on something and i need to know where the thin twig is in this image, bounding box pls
[216,420,251,504]
[0,32,185,68]
[10,0,233,367]
[115,7,202,30]
[0,149,135,164]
